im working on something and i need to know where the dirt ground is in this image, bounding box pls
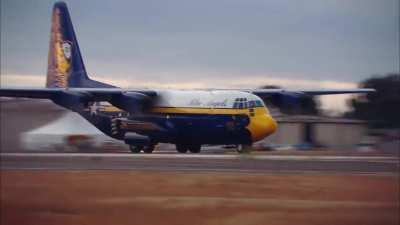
[1,171,399,225]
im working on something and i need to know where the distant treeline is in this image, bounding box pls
[345,73,400,128]
[260,73,400,128]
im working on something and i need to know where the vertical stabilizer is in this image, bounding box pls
[46,2,88,88]
[46,2,114,89]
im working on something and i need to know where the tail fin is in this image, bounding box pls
[46,2,113,88]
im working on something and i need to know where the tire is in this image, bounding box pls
[143,145,155,154]
[236,144,252,153]
[176,144,188,153]
[188,144,201,153]
[130,145,143,153]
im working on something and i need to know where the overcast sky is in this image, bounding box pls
[1,0,399,111]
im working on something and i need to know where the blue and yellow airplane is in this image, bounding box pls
[0,2,374,153]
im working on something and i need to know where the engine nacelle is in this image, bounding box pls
[279,92,305,106]
[266,92,305,107]
[267,91,317,114]
[124,132,151,146]
[109,92,151,113]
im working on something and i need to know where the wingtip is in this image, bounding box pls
[362,88,376,92]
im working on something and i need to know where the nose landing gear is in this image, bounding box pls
[236,144,253,153]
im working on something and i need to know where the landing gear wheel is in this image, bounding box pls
[176,144,188,153]
[236,144,252,154]
[130,145,143,153]
[143,145,155,154]
[188,145,201,153]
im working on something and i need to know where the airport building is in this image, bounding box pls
[260,113,368,150]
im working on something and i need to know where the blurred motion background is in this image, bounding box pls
[1,73,399,155]
[0,0,399,155]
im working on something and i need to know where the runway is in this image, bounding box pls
[1,153,398,174]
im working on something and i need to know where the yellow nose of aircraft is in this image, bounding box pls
[247,113,278,142]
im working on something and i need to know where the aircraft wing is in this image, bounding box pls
[249,88,375,97]
[0,87,157,112]
[0,87,157,99]
[245,88,374,107]
[0,88,61,99]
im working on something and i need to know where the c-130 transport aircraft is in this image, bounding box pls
[0,2,373,153]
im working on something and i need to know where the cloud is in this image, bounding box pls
[1,73,357,113]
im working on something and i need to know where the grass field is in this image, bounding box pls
[1,171,399,225]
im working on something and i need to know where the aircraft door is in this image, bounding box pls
[248,100,255,117]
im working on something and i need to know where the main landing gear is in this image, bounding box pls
[175,144,252,154]
[129,144,156,154]
[236,144,253,153]
[130,143,251,154]
[176,144,201,153]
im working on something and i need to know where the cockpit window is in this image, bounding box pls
[233,98,264,109]
[255,100,264,107]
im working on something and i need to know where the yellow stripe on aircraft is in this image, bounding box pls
[99,105,269,116]
[149,106,268,115]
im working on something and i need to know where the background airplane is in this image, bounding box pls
[0,2,374,153]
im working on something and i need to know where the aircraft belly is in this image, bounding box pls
[127,113,252,144]
[78,110,253,145]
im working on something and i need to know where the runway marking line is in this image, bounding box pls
[1,153,399,163]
